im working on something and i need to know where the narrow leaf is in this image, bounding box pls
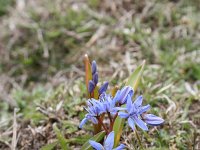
[113,61,146,147]
[66,135,91,145]
[53,124,68,150]
[40,141,58,150]
[126,60,146,90]
[81,131,106,150]
[113,117,125,147]
[93,86,99,100]
[84,54,92,94]
[156,83,173,94]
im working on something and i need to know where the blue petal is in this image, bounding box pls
[92,60,97,75]
[89,140,104,150]
[113,90,121,103]
[114,144,125,150]
[126,95,132,112]
[133,116,148,131]
[128,117,135,131]
[104,131,114,150]
[91,117,98,124]
[129,104,136,115]
[119,86,134,104]
[98,81,109,95]
[144,114,164,126]
[138,104,151,114]
[118,112,129,118]
[114,107,127,111]
[93,72,99,85]
[88,80,95,93]
[96,107,102,115]
[86,101,92,107]
[110,98,116,108]
[110,110,117,116]
[134,95,143,107]
[79,118,88,128]
[98,103,106,114]
[86,114,98,124]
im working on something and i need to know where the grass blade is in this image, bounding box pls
[53,124,68,150]
[81,131,106,150]
[126,60,146,90]
[40,141,58,150]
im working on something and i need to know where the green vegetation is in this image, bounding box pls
[0,0,199,149]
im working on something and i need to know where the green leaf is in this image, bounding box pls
[113,60,146,147]
[93,86,99,99]
[113,117,125,147]
[40,141,58,150]
[81,131,106,150]
[126,60,146,90]
[53,124,68,150]
[66,134,91,144]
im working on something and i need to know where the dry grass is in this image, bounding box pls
[0,0,199,149]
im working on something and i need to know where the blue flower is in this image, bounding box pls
[79,92,119,128]
[79,99,104,128]
[118,95,164,131]
[89,131,125,150]
[99,93,117,115]
[79,113,98,128]
[113,86,134,105]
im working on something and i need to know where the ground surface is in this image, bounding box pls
[0,0,199,149]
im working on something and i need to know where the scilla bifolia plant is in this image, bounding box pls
[80,55,164,150]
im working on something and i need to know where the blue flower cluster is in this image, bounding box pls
[88,60,109,95]
[80,86,164,131]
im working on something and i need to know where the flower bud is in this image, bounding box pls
[88,80,95,93]
[93,72,98,85]
[91,60,97,75]
[98,81,109,95]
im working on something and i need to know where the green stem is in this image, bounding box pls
[135,129,144,150]
[113,112,118,121]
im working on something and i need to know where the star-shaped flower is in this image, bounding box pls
[79,93,118,128]
[79,99,104,128]
[118,95,164,131]
[99,93,117,115]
